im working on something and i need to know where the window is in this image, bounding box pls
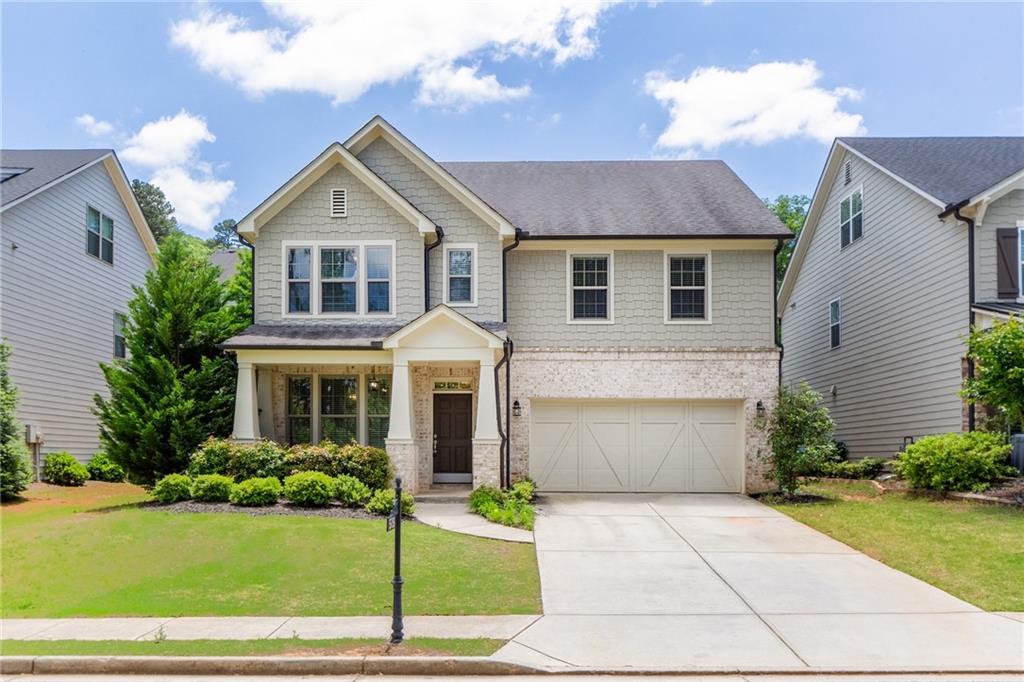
[320,247,357,313]
[113,313,127,359]
[1019,226,1024,298]
[330,188,347,218]
[445,245,475,305]
[367,375,391,448]
[667,255,708,321]
[570,254,611,321]
[829,298,842,349]
[286,247,312,313]
[366,246,391,313]
[287,376,312,445]
[320,375,358,444]
[840,188,863,248]
[86,206,114,264]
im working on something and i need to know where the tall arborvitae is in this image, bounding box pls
[0,341,32,499]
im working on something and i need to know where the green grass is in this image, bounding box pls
[768,480,1024,611]
[0,637,504,657]
[0,482,540,617]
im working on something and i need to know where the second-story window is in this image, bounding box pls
[570,254,611,322]
[320,247,357,313]
[667,255,709,321]
[446,245,475,305]
[366,246,392,313]
[840,188,863,248]
[829,298,842,349]
[287,247,312,314]
[113,313,127,359]
[86,206,114,264]
[284,242,394,317]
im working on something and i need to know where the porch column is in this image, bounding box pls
[474,357,500,440]
[232,360,260,441]
[387,357,413,440]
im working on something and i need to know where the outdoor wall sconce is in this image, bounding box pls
[512,400,522,417]
[755,400,766,419]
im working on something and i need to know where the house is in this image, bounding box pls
[224,116,791,494]
[0,149,157,465]
[778,137,1024,459]
[210,248,241,282]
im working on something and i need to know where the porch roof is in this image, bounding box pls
[221,320,507,351]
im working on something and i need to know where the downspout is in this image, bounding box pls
[423,226,445,312]
[774,238,784,386]
[499,229,523,488]
[494,340,510,489]
[953,202,976,432]
[504,337,514,488]
[502,228,523,323]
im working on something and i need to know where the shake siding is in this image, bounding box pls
[975,189,1024,301]
[0,162,151,461]
[254,164,424,325]
[781,152,968,458]
[506,248,774,348]
[356,138,502,323]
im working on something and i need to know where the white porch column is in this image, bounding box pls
[232,360,260,441]
[387,356,414,440]
[474,357,500,440]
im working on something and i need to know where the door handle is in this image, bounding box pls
[433,433,438,457]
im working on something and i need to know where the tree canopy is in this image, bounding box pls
[131,180,179,243]
[764,194,810,285]
[207,219,242,250]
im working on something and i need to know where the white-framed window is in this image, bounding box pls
[567,252,613,323]
[320,375,359,444]
[829,298,842,349]
[665,253,711,323]
[286,370,392,447]
[444,243,477,306]
[330,188,348,218]
[840,187,863,248]
[367,374,391,448]
[281,241,395,317]
[113,313,127,359]
[287,375,312,445]
[86,205,114,264]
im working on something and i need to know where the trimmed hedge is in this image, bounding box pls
[334,474,371,507]
[283,471,334,507]
[893,432,1013,492]
[187,438,288,482]
[152,473,192,503]
[43,452,89,486]
[86,453,125,482]
[286,442,392,490]
[189,474,234,502]
[229,477,282,506]
[365,487,415,516]
[812,457,886,480]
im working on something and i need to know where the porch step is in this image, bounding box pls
[416,485,472,504]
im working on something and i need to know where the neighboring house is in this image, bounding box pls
[0,150,157,465]
[225,116,790,494]
[779,137,1024,459]
[211,248,241,283]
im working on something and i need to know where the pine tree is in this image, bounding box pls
[0,341,32,499]
[94,234,248,483]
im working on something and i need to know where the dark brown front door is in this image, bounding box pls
[433,393,472,482]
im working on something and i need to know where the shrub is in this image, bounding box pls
[0,341,31,500]
[86,453,125,482]
[756,383,838,496]
[283,471,335,507]
[152,473,192,503]
[341,444,393,490]
[43,452,89,486]
[962,318,1024,432]
[229,477,282,506]
[187,437,235,476]
[469,485,504,513]
[510,478,536,503]
[468,484,535,530]
[893,432,1013,493]
[815,457,886,480]
[229,440,287,481]
[365,487,415,516]
[286,442,348,477]
[189,473,234,502]
[1,442,31,501]
[334,474,371,507]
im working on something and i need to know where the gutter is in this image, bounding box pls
[516,232,793,241]
[774,237,784,386]
[423,226,445,312]
[496,229,523,487]
[494,339,511,489]
[939,199,976,431]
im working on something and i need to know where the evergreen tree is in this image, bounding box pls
[0,341,32,499]
[764,194,810,285]
[224,247,253,327]
[94,234,248,483]
[131,179,179,243]
[207,219,241,249]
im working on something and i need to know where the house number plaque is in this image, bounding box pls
[434,380,471,391]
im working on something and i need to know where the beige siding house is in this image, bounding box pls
[779,137,1024,459]
[226,117,790,494]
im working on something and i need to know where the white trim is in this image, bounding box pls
[566,251,615,325]
[839,184,865,249]
[281,239,397,319]
[828,297,842,349]
[663,251,712,325]
[970,168,1024,207]
[443,242,478,307]
[382,304,505,350]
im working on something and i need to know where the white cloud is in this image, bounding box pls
[150,166,235,231]
[171,2,616,108]
[121,110,216,168]
[645,59,866,153]
[75,114,114,137]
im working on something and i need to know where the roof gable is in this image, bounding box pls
[383,305,504,350]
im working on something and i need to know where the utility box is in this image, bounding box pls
[1010,433,1024,475]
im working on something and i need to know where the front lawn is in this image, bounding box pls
[767,480,1024,611]
[0,483,540,617]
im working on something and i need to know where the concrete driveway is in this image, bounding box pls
[496,493,1024,673]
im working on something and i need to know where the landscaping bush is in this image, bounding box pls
[43,452,89,486]
[152,473,192,503]
[469,485,505,513]
[756,383,838,496]
[962,318,1024,432]
[0,443,31,501]
[0,341,31,500]
[189,473,234,502]
[815,457,886,479]
[510,478,536,503]
[187,437,235,476]
[228,440,287,481]
[229,477,282,506]
[283,471,335,507]
[334,474,371,507]
[286,442,348,477]
[893,432,1013,493]
[86,453,125,482]
[469,484,535,530]
[365,487,415,516]
[286,442,392,489]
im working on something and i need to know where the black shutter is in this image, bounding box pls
[996,228,1020,299]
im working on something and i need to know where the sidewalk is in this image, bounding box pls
[0,615,540,641]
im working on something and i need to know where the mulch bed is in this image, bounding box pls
[147,499,384,520]
[873,475,1024,507]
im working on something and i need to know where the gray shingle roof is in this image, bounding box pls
[838,137,1024,207]
[1,149,112,207]
[221,321,507,350]
[440,160,790,239]
[973,301,1024,317]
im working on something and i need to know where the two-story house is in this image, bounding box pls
[0,150,157,466]
[225,117,790,494]
[779,137,1024,459]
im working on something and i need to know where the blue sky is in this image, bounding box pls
[3,2,1022,235]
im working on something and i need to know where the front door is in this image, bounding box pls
[433,393,473,483]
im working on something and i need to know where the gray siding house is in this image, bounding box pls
[225,117,790,494]
[779,137,1024,459]
[0,150,157,464]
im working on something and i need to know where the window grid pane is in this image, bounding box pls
[449,277,472,303]
[367,281,390,312]
[287,248,312,313]
[448,249,472,276]
[668,256,707,320]
[367,374,391,449]
[321,376,358,416]
[571,256,609,320]
[287,376,312,445]
[573,288,608,319]
[671,289,705,319]
[100,238,113,264]
[87,230,100,258]
[366,246,391,313]
[321,282,356,313]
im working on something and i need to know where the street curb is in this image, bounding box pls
[0,654,541,676]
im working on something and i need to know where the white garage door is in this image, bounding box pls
[529,400,743,492]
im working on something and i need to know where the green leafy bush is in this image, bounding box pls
[187,437,235,476]
[893,432,1013,492]
[283,471,334,507]
[152,473,192,503]
[229,477,282,506]
[1,443,31,501]
[1,341,31,500]
[365,487,415,516]
[229,440,288,481]
[469,485,505,513]
[286,442,392,489]
[468,484,535,530]
[189,473,234,502]
[334,474,371,507]
[285,443,348,477]
[756,383,838,496]
[510,478,536,503]
[341,444,393,490]
[43,452,89,486]
[814,457,886,480]
[86,453,125,482]
[962,318,1024,432]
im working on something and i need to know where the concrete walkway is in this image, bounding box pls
[415,502,534,543]
[494,493,1024,673]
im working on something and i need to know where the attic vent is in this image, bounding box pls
[330,188,347,218]
[843,160,852,185]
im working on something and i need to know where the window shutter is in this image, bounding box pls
[330,188,347,218]
[996,228,1019,299]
